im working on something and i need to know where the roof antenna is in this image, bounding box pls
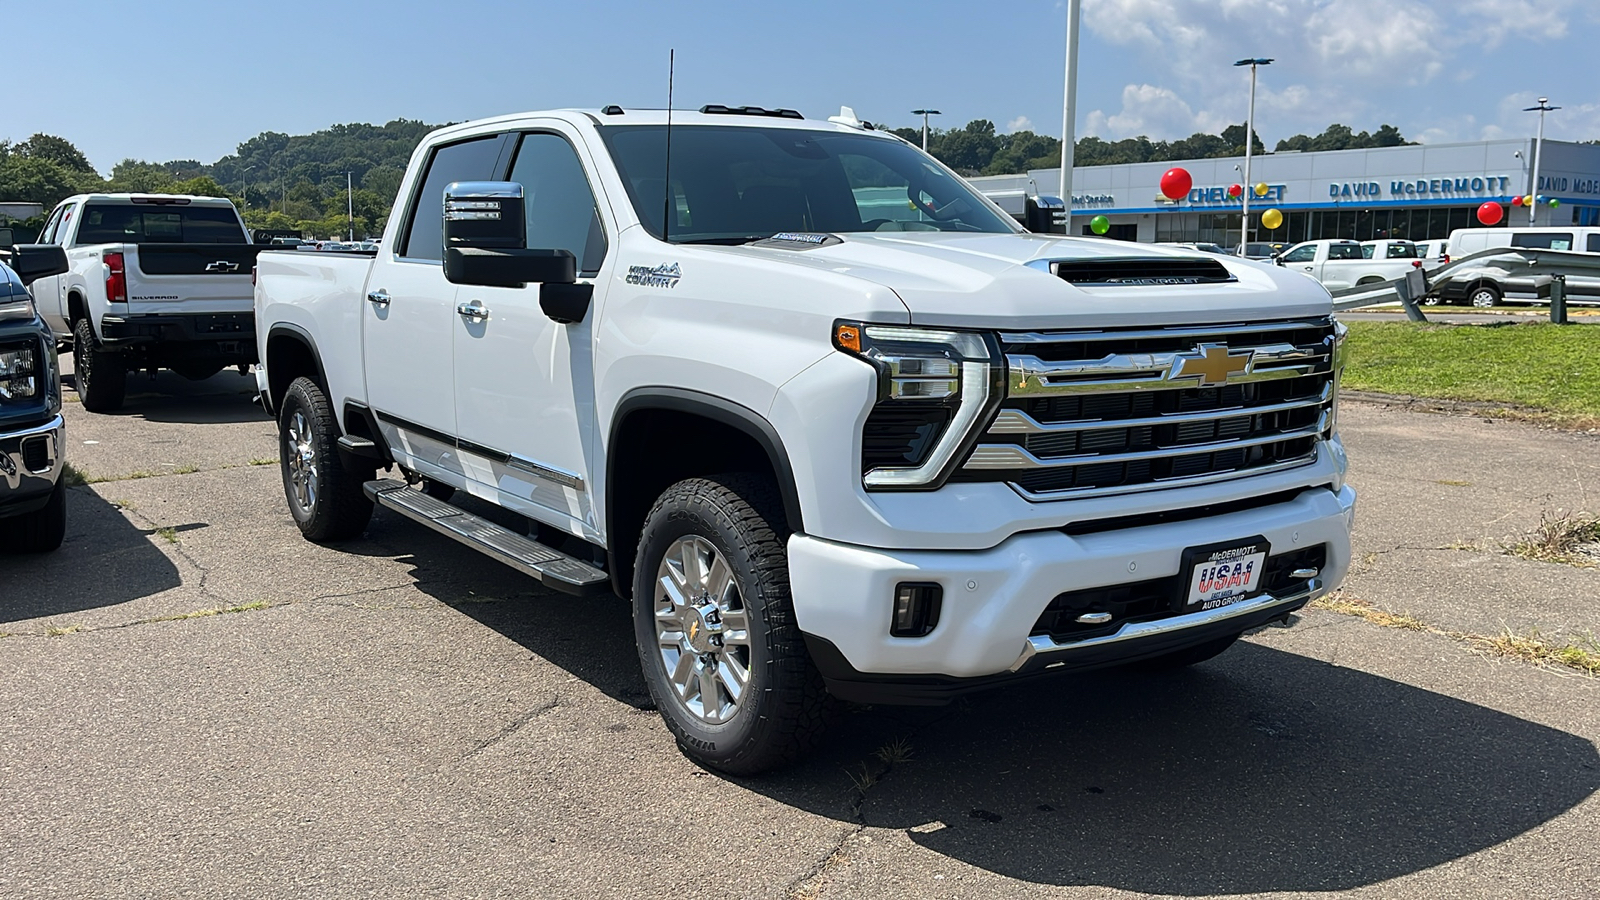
[662,48,675,244]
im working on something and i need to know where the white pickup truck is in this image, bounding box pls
[254,106,1355,772]
[1275,238,1422,291]
[29,193,268,411]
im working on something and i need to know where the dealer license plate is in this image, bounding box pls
[1184,540,1269,610]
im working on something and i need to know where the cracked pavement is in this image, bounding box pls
[2,370,1598,899]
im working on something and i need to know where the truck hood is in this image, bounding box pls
[713,232,1332,330]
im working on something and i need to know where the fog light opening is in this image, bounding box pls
[891,582,942,638]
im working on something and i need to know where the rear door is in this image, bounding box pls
[450,127,610,536]
[363,133,509,479]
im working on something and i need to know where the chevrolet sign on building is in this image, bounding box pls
[970,138,1600,246]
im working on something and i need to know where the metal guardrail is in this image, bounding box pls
[1326,246,1600,319]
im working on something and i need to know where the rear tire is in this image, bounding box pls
[1469,284,1501,309]
[2,479,67,553]
[278,376,373,542]
[633,473,834,774]
[73,318,126,413]
[1126,633,1241,671]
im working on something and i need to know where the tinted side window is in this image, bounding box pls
[1328,244,1363,260]
[1282,245,1315,263]
[507,133,607,275]
[38,206,66,244]
[1386,242,1417,259]
[400,136,504,260]
[1511,232,1573,250]
[1588,235,1600,253]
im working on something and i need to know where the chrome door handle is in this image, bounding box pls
[457,299,488,319]
[366,289,390,306]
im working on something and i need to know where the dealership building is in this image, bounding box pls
[969,138,1600,246]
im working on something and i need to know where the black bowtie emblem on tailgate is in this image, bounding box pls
[204,260,240,273]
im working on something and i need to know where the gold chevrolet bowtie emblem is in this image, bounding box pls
[1170,343,1253,387]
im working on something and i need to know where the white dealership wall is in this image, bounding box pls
[969,139,1600,245]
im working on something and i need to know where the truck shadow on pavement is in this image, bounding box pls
[0,486,182,620]
[355,509,1600,894]
[62,370,267,426]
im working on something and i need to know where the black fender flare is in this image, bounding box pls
[263,322,328,416]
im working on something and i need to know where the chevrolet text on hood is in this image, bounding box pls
[252,105,1355,773]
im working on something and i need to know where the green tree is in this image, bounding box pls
[15,133,96,174]
[106,160,178,193]
[0,156,97,208]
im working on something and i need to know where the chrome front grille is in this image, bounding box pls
[960,318,1338,500]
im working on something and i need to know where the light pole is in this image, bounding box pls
[1059,0,1081,236]
[910,109,941,151]
[1524,97,1559,226]
[1234,57,1272,255]
[240,164,256,212]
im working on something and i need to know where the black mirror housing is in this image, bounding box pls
[10,244,69,286]
[0,227,14,250]
[445,247,576,288]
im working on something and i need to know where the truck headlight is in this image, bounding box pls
[834,322,1003,490]
[0,346,37,400]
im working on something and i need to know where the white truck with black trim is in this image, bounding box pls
[253,105,1356,773]
[29,193,267,411]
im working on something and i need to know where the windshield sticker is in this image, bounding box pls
[626,263,681,289]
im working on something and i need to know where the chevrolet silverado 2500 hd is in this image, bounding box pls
[254,107,1356,773]
[31,194,268,412]
[0,242,70,552]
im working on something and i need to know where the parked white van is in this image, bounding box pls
[1447,226,1600,256]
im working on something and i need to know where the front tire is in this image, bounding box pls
[278,376,373,542]
[633,474,833,774]
[2,479,67,553]
[73,318,126,413]
[1469,284,1501,309]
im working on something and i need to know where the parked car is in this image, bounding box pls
[1360,239,1419,261]
[1240,242,1288,260]
[1275,238,1421,290]
[1415,239,1449,269]
[254,105,1354,773]
[0,240,71,552]
[27,194,273,412]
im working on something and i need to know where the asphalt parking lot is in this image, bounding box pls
[3,366,1597,899]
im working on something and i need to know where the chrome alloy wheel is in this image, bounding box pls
[654,535,752,724]
[285,410,319,514]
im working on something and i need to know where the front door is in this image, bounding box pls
[363,133,505,479]
[451,128,610,539]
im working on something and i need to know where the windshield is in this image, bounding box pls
[78,204,247,244]
[598,124,1019,243]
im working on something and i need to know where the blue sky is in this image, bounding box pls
[6,0,1598,174]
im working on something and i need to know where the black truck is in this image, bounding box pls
[0,242,71,552]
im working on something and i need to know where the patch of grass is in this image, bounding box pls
[1465,631,1600,677]
[170,464,201,475]
[845,762,878,792]
[1505,509,1600,568]
[248,457,278,466]
[875,737,914,766]
[60,462,89,486]
[45,624,82,637]
[146,601,273,623]
[1309,594,1428,631]
[1436,479,1472,487]
[154,526,178,544]
[1341,320,1600,427]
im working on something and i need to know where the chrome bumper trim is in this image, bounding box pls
[1,412,65,491]
[1007,578,1322,673]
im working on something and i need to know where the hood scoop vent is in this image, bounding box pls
[1046,257,1237,286]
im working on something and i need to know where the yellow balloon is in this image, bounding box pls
[1254,182,1270,197]
[1261,208,1284,230]
[1524,195,1535,207]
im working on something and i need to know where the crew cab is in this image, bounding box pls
[254,106,1355,773]
[29,194,269,412]
[1276,238,1422,290]
[0,240,70,552]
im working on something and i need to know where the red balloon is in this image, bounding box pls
[1476,201,1504,225]
[1159,167,1193,201]
[1227,183,1243,198]
[1511,195,1524,207]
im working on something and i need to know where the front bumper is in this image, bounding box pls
[0,413,65,517]
[790,484,1355,703]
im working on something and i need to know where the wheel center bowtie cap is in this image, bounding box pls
[686,601,725,653]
